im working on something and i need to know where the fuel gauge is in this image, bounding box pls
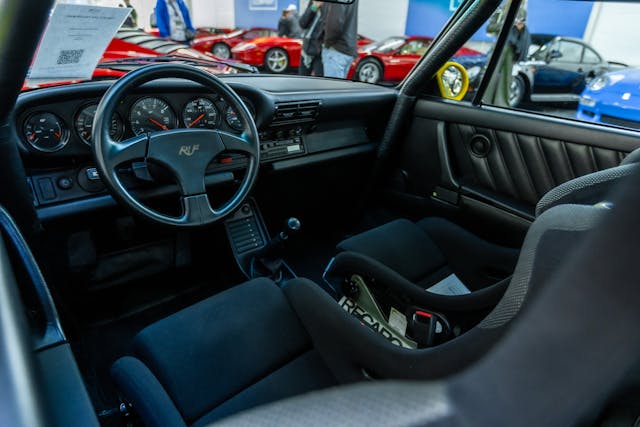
[23,112,69,152]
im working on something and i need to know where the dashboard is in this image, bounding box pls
[14,75,397,220]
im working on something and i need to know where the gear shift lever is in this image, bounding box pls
[251,217,301,280]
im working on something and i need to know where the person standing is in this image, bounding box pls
[484,3,528,107]
[508,17,531,62]
[278,4,302,38]
[121,0,138,27]
[322,0,358,78]
[155,0,196,43]
[299,1,324,76]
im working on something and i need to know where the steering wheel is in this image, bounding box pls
[92,64,260,227]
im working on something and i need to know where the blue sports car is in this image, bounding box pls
[576,68,640,130]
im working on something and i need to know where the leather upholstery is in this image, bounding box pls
[448,123,627,206]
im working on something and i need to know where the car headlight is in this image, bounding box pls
[579,96,596,108]
[588,76,608,91]
[233,43,256,52]
[466,66,481,80]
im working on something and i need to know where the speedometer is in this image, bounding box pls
[129,97,177,135]
[75,104,124,145]
[183,98,218,129]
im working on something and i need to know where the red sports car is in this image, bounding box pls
[232,34,375,74]
[347,36,483,84]
[191,27,278,59]
[146,27,235,38]
[23,30,240,91]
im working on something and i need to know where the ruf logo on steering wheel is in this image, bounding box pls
[178,144,200,156]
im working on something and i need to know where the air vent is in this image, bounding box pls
[272,100,320,125]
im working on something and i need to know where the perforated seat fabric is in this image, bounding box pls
[337,218,519,291]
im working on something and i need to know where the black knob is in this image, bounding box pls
[286,217,301,233]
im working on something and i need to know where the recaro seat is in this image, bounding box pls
[336,150,640,300]
[110,184,625,427]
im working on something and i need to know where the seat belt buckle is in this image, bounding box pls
[410,310,438,347]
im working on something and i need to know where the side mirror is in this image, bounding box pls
[548,50,562,62]
[436,61,469,101]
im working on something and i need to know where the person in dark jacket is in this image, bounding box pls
[322,0,358,78]
[299,1,324,76]
[508,17,531,62]
[277,4,302,38]
[155,0,195,43]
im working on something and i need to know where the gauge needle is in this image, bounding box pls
[29,134,35,141]
[148,118,169,130]
[54,132,61,138]
[188,113,206,128]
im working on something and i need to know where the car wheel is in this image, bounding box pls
[355,58,383,83]
[212,43,231,59]
[509,74,527,108]
[264,48,289,73]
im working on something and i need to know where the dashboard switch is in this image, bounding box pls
[86,167,100,181]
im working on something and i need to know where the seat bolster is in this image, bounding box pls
[337,219,446,282]
[111,356,187,427]
[535,163,639,217]
[327,251,509,312]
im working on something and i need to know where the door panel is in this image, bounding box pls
[448,122,627,207]
[383,99,640,246]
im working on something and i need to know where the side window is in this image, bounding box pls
[243,31,257,40]
[555,41,583,63]
[583,47,601,64]
[471,0,640,132]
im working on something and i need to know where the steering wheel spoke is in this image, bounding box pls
[181,193,218,225]
[218,131,258,158]
[107,134,148,166]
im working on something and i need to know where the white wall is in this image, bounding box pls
[358,0,409,40]
[584,2,640,67]
[190,0,235,28]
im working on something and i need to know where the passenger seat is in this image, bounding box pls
[338,148,640,295]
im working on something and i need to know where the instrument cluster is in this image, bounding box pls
[20,93,255,154]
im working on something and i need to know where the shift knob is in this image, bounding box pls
[280,217,301,240]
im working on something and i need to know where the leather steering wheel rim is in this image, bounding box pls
[92,63,260,227]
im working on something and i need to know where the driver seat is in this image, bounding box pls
[111,198,615,427]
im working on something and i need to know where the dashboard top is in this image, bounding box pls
[15,74,397,159]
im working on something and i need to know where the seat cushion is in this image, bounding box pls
[338,218,519,291]
[129,278,321,424]
[337,219,447,284]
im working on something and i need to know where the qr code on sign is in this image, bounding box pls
[56,49,84,65]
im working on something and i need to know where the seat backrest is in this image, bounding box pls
[479,202,608,329]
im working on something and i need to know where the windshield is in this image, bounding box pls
[26,0,449,90]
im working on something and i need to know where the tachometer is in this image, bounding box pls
[183,98,218,129]
[129,97,177,135]
[75,103,124,145]
[23,112,69,152]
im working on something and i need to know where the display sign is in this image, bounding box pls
[249,0,278,11]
